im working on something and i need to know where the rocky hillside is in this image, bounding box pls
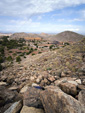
[9,32,43,40]
[0,38,85,113]
[8,31,84,43]
[50,31,84,42]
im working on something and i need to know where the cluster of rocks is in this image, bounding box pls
[0,39,85,112]
[0,76,85,113]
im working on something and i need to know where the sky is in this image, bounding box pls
[0,0,85,34]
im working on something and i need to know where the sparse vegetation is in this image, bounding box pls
[16,56,21,62]
[6,56,13,62]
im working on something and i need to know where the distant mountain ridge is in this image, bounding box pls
[9,31,84,42]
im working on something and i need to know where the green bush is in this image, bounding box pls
[49,45,54,49]
[24,56,26,58]
[32,53,35,55]
[26,48,34,55]
[47,67,52,70]
[6,56,13,62]
[9,51,12,53]
[16,56,21,62]
[38,52,42,54]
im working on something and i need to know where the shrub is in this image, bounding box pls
[38,52,42,54]
[32,53,35,55]
[26,48,34,55]
[16,56,21,62]
[47,67,52,70]
[6,56,13,62]
[24,56,26,58]
[49,45,54,49]
[9,51,12,53]
[13,53,17,56]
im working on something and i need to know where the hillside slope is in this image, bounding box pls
[50,31,84,42]
[9,32,43,40]
[0,38,85,88]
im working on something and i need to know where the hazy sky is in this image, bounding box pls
[0,0,85,34]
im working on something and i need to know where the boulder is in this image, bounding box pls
[78,90,85,106]
[23,87,43,108]
[0,86,22,107]
[4,100,22,113]
[59,82,77,96]
[40,86,85,113]
[20,106,44,113]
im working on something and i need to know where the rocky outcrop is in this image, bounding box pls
[40,86,85,113]
[20,106,44,113]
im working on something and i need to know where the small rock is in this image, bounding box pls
[61,72,66,77]
[32,83,39,87]
[75,79,81,84]
[30,76,35,81]
[36,78,41,84]
[8,86,19,92]
[40,79,50,86]
[0,82,7,86]
[20,106,44,113]
[48,76,55,82]
[20,85,29,93]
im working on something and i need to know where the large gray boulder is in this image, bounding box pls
[23,87,43,108]
[40,86,85,113]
